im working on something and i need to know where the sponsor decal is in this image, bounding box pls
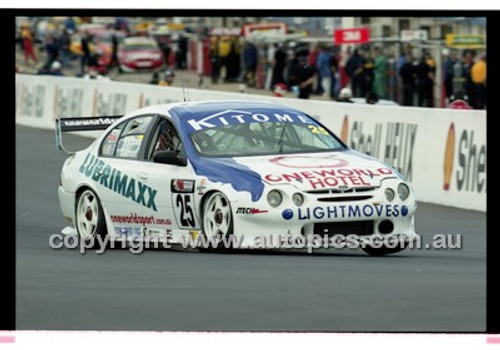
[443,123,486,194]
[270,155,349,169]
[454,126,486,193]
[114,226,142,237]
[284,204,409,221]
[345,119,417,181]
[443,123,455,190]
[171,179,195,193]
[236,207,268,214]
[143,227,172,240]
[54,86,83,117]
[60,117,120,131]
[20,84,45,118]
[184,109,315,132]
[110,213,171,226]
[264,167,393,189]
[95,91,127,116]
[340,115,348,143]
[79,154,158,211]
[197,178,208,195]
[189,230,200,240]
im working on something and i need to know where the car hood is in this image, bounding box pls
[231,149,399,191]
[190,149,399,202]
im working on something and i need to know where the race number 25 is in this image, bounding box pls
[176,194,195,228]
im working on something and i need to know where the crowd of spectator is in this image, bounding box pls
[16,17,486,109]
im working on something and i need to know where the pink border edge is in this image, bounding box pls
[0,335,16,343]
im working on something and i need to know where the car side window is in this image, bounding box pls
[100,116,154,159]
[148,118,182,160]
[101,124,124,157]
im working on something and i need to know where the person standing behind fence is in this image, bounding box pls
[209,36,220,84]
[108,32,120,72]
[471,55,486,109]
[415,53,434,107]
[329,50,339,99]
[444,50,458,99]
[242,39,258,88]
[373,47,387,99]
[345,49,364,97]
[362,51,374,98]
[21,22,38,65]
[399,54,416,106]
[271,43,287,89]
[218,36,231,83]
[44,33,59,68]
[289,50,317,99]
[308,44,321,94]
[316,45,332,97]
[80,30,91,75]
[461,50,476,109]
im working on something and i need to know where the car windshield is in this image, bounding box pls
[190,121,345,157]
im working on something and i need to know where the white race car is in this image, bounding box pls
[56,100,418,255]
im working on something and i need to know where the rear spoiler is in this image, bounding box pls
[55,116,123,154]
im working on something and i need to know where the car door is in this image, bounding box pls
[141,116,201,237]
[96,114,171,239]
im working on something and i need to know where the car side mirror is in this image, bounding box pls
[153,150,187,166]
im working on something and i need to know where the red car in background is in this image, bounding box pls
[71,24,127,74]
[118,37,164,72]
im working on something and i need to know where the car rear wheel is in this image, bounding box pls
[75,188,107,248]
[199,192,234,253]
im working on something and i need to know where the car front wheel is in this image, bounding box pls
[199,192,234,253]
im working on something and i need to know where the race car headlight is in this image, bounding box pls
[397,183,410,201]
[292,193,304,207]
[384,188,395,202]
[267,190,283,208]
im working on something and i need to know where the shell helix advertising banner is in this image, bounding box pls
[293,101,486,212]
[16,74,486,211]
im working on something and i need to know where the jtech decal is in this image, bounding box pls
[79,154,158,211]
[282,204,409,220]
[236,207,269,214]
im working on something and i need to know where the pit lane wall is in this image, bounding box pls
[15,74,486,211]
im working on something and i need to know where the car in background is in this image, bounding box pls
[118,36,164,72]
[70,25,127,74]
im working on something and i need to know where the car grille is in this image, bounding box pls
[317,195,373,202]
[313,221,374,236]
[305,186,377,203]
[305,186,378,195]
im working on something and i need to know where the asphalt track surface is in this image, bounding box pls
[16,125,486,332]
